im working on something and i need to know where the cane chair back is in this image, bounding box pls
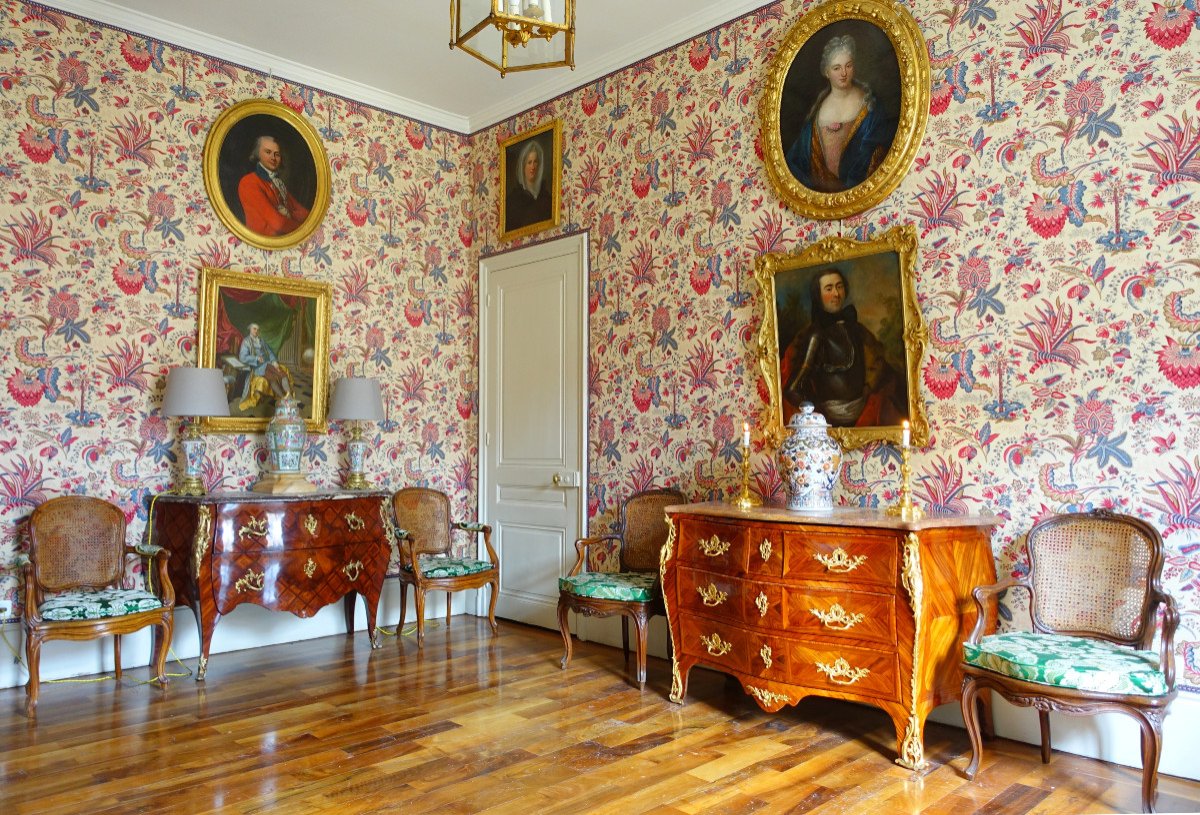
[30,497,126,592]
[619,489,684,573]
[1027,512,1159,644]
[393,487,453,559]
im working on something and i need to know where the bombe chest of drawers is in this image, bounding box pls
[147,491,394,679]
[661,502,996,770]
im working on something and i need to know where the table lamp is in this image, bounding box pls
[161,366,229,495]
[328,377,385,489]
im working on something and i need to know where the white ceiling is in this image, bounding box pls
[47,0,771,133]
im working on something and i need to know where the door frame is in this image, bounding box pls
[476,231,589,618]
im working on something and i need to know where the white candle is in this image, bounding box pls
[901,420,911,449]
[742,422,751,448]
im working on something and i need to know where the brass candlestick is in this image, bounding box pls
[732,439,762,510]
[887,444,924,520]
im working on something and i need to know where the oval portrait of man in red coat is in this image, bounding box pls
[203,99,330,251]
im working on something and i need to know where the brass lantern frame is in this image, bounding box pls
[450,0,575,76]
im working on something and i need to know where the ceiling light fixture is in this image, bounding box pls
[450,0,575,77]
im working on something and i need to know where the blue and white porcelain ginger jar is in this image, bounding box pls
[777,403,841,512]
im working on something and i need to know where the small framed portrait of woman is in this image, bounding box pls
[755,225,928,450]
[499,120,562,242]
[203,99,331,251]
[760,0,929,220]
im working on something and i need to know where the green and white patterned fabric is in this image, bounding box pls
[39,588,163,621]
[559,571,657,602]
[412,555,494,579]
[964,631,1168,696]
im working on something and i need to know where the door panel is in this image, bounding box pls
[481,235,586,630]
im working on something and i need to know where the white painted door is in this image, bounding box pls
[480,234,587,630]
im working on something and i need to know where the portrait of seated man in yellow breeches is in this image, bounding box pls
[236,322,292,411]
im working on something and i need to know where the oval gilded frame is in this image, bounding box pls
[202,99,330,251]
[755,224,928,450]
[761,0,929,220]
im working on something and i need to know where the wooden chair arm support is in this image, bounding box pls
[566,534,622,576]
[966,577,1033,645]
[454,521,499,568]
[131,543,164,557]
[1156,589,1179,689]
[14,554,42,622]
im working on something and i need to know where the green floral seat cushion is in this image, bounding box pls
[559,571,657,602]
[40,588,163,622]
[964,631,1168,696]
[411,555,494,579]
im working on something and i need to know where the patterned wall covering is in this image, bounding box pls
[0,0,1196,692]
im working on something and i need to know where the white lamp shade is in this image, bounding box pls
[328,377,385,422]
[161,367,230,418]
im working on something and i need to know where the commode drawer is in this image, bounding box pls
[677,518,745,573]
[784,528,898,587]
[676,566,784,629]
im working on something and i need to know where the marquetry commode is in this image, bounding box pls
[661,502,997,770]
[146,491,393,679]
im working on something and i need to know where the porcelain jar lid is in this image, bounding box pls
[787,402,830,431]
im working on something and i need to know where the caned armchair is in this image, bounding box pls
[17,495,175,710]
[391,487,499,646]
[960,509,1178,813]
[558,488,686,689]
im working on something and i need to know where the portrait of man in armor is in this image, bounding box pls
[775,256,908,429]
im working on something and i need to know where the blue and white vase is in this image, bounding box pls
[778,403,841,512]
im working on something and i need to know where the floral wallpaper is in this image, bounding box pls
[0,0,1197,694]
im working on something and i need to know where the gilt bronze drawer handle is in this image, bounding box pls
[234,568,265,593]
[755,591,769,618]
[759,539,772,562]
[344,512,365,531]
[810,602,866,631]
[342,560,364,581]
[697,583,727,607]
[760,644,773,670]
[815,657,870,686]
[238,517,268,543]
[303,514,319,536]
[698,535,730,557]
[700,633,732,657]
[814,547,866,573]
[304,558,317,578]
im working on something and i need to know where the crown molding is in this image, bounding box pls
[469,0,775,131]
[39,0,472,133]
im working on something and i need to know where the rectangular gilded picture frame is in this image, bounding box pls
[499,119,562,242]
[755,224,927,450]
[197,267,332,434]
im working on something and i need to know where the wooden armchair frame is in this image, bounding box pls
[558,488,685,689]
[960,509,1178,813]
[18,495,175,711]
[391,487,498,646]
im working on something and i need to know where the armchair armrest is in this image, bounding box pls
[566,534,621,577]
[965,576,1033,645]
[127,543,174,607]
[454,521,498,568]
[1155,589,1179,690]
[14,552,41,621]
[13,553,30,569]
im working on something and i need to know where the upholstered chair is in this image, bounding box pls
[558,488,686,689]
[390,487,499,646]
[960,509,1178,813]
[17,495,175,710]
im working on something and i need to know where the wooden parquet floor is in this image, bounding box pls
[1,618,1197,815]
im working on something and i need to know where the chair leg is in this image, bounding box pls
[398,581,409,631]
[486,577,499,635]
[630,610,649,690]
[114,634,122,680]
[25,628,42,710]
[1133,709,1164,814]
[979,688,995,739]
[1038,710,1052,764]
[621,616,630,664]
[414,587,427,646]
[152,616,172,685]
[960,676,984,780]
[445,591,452,628]
[557,598,573,670]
